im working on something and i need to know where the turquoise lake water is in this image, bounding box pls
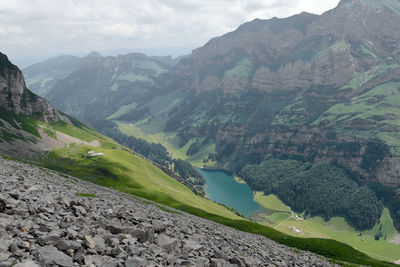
[197,168,262,217]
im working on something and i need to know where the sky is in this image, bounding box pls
[0,0,340,67]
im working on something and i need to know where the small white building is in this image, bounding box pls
[88,151,104,157]
[290,226,301,234]
[295,215,303,221]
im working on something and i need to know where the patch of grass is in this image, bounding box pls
[254,192,291,212]
[52,120,116,148]
[157,205,181,214]
[315,38,348,59]
[0,128,23,142]
[132,59,167,76]
[117,72,151,83]
[225,57,252,77]
[314,81,400,145]
[110,83,119,91]
[76,193,98,198]
[118,122,216,167]
[107,102,138,120]
[233,175,246,184]
[41,144,240,220]
[0,108,40,138]
[341,71,370,90]
[40,125,57,139]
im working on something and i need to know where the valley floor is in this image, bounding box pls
[0,156,335,266]
[252,192,400,262]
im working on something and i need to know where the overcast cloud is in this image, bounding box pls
[0,0,339,66]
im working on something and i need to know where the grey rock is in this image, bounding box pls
[66,228,78,239]
[72,205,86,216]
[83,235,96,249]
[229,256,245,266]
[16,240,30,250]
[0,251,11,261]
[106,237,119,247]
[8,191,20,200]
[110,246,123,256]
[156,234,177,252]
[102,258,120,267]
[73,252,85,264]
[92,236,106,253]
[241,256,256,266]
[184,239,203,251]
[210,258,229,267]
[37,231,60,245]
[0,198,6,212]
[35,246,73,266]
[152,220,166,233]
[126,227,154,243]
[0,238,12,252]
[125,256,148,267]
[55,240,82,251]
[12,260,40,267]
[0,258,17,267]
[107,224,123,234]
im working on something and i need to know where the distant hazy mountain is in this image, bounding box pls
[23,55,80,96]
[24,52,177,124]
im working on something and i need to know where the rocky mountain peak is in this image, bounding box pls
[0,52,69,123]
[230,11,318,37]
[85,51,103,58]
[338,0,400,13]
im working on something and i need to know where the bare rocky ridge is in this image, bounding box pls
[0,156,336,266]
[0,53,69,124]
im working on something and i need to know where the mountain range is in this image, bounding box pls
[3,50,395,267]
[2,0,400,264]
[23,0,400,229]
[25,0,400,184]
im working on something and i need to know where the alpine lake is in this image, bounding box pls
[197,168,291,224]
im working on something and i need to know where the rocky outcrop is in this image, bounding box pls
[217,124,400,187]
[177,0,400,97]
[0,52,69,124]
[0,156,335,266]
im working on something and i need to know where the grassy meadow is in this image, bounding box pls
[253,192,400,262]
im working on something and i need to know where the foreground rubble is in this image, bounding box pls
[0,157,336,266]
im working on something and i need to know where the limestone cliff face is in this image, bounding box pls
[217,124,399,187]
[0,52,68,123]
[171,0,400,97]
